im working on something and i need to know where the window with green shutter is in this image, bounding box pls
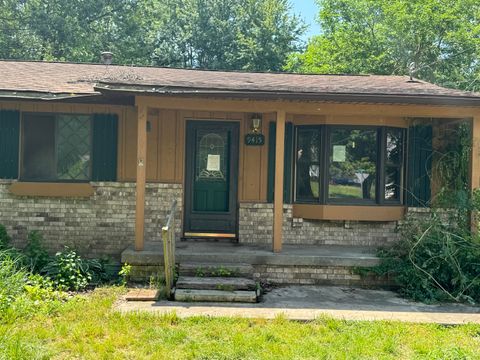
[0,110,20,179]
[267,121,294,203]
[18,112,118,182]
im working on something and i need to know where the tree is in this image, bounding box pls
[0,0,305,71]
[285,0,480,91]
[152,0,305,71]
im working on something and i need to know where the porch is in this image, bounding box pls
[121,241,386,287]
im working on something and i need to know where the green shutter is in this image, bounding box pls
[407,124,432,207]
[283,122,294,203]
[0,110,20,179]
[267,121,294,203]
[92,114,118,181]
[267,122,276,203]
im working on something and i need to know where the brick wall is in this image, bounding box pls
[0,181,182,259]
[253,264,390,287]
[239,202,400,247]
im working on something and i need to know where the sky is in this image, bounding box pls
[290,0,321,42]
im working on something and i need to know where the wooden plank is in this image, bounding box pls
[471,116,480,232]
[135,104,148,251]
[175,110,185,183]
[292,204,405,221]
[9,182,94,197]
[146,113,158,180]
[158,110,177,181]
[273,110,286,253]
[259,113,270,202]
[136,96,480,119]
[471,116,480,191]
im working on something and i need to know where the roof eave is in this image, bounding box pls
[94,84,480,107]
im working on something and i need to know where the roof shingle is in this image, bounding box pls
[0,60,479,101]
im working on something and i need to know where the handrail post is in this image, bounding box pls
[162,200,177,299]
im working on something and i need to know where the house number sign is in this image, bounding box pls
[245,133,265,146]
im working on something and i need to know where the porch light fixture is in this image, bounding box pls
[251,113,262,133]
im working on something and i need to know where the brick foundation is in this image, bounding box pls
[0,181,182,259]
[253,264,390,287]
[239,203,400,247]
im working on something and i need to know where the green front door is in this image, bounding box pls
[184,121,239,237]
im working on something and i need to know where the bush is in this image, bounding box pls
[0,250,66,321]
[23,231,50,273]
[42,249,93,291]
[0,224,10,250]
[375,123,480,303]
[0,250,28,314]
[376,209,480,303]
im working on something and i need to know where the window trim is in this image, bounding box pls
[294,124,405,206]
[19,112,93,183]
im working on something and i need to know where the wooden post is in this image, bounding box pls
[135,104,148,251]
[273,109,286,253]
[470,115,480,232]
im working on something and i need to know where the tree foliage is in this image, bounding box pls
[286,0,480,91]
[0,0,304,71]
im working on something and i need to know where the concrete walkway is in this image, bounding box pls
[116,286,480,325]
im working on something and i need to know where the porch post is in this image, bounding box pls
[273,109,286,253]
[471,115,480,191]
[135,104,148,251]
[471,115,480,232]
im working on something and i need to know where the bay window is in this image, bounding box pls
[294,125,405,205]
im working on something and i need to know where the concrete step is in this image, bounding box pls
[174,289,258,303]
[178,263,254,278]
[176,276,257,291]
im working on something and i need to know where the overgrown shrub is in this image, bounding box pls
[0,250,66,321]
[376,208,480,303]
[23,231,50,273]
[42,249,93,291]
[0,225,10,250]
[0,250,28,314]
[375,122,480,303]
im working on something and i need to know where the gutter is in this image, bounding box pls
[0,90,101,101]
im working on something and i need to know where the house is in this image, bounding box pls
[1,60,479,285]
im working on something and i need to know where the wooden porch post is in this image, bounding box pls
[273,109,286,253]
[471,116,480,191]
[135,104,148,251]
[470,115,480,232]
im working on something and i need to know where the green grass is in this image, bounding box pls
[1,287,480,359]
[310,182,376,199]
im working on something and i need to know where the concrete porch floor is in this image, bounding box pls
[121,241,380,268]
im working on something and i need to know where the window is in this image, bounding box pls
[384,128,404,202]
[295,127,321,202]
[328,128,377,202]
[21,113,92,181]
[294,125,405,205]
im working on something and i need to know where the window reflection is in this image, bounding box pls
[328,128,377,200]
[296,129,320,201]
[385,129,403,201]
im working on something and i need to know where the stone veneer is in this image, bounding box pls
[0,181,182,259]
[239,203,400,247]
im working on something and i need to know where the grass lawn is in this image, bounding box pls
[1,287,480,360]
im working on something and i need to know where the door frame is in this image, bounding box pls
[183,120,240,238]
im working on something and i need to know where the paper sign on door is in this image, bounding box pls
[207,154,221,171]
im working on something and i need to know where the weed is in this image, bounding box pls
[42,248,92,291]
[119,263,132,285]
